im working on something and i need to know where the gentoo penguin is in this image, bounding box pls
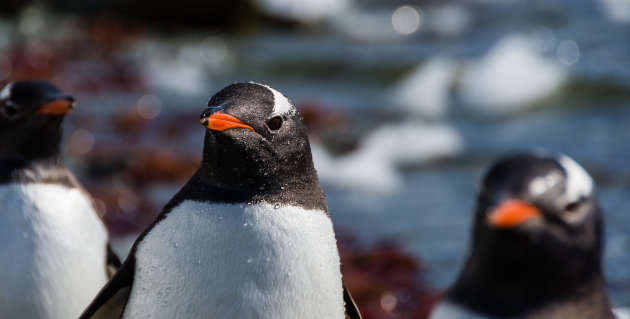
[0,80,120,319]
[80,82,362,319]
[430,151,615,319]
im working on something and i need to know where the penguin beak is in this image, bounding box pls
[487,199,542,228]
[200,109,254,132]
[36,97,75,115]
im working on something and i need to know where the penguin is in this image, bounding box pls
[80,82,362,319]
[0,80,121,319]
[429,151,616,319]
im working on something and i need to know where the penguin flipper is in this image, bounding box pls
[80,258,135,319]
[106,243,122,278]
[343,281,362,319]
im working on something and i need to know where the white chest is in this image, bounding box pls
[124,201,345,319]
[0,183,109,319]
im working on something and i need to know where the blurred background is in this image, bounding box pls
[1,0,629,317]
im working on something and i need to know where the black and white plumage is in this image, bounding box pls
[430,151,615,319]
[80,82,362,319]
[0,80,120,319]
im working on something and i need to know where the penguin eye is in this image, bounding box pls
[565,201,581,213]
[1,103,19,120]
[266,116,283,131]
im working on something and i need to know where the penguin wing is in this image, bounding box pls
[80,257,135,319]
[343,281,363,319]
[106,244,122,278]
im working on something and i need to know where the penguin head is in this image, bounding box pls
[449,151,609,319]
[198,82,319,196]
[0,81,75,159]
[474,150,602,262]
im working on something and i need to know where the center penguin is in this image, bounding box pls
[81,82,361,319]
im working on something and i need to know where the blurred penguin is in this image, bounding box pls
[0,81,120,319]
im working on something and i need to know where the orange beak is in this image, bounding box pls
[200,112,254,132]
[36,99,75,115]
[487,199,542,228]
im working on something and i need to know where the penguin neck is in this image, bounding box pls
[0,119,64,164]
[449,231,609,317]
[189,135,328,212]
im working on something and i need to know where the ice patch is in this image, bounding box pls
[312,122,463,194]
[392,57,458,118]
[360,121,463,166]
[459,34,567,116]
[312,142,401,194]
[614,307,630,319]
[253,0,351,22]
[598,0,630,23]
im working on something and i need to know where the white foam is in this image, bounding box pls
[255,83,295,116]
[124,201,345,319]
[459,33,567,116]
[392,57,457,118]
[0,184,109,319]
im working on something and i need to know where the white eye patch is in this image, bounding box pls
[558,154,594,202]
[252,82,295,116]
[529,173,560,196]
[0,82,13,100]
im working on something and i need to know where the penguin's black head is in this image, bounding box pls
[449,152,610,319]
[0,81,75,159]
[473,151,602,268]
[197,82,324,206]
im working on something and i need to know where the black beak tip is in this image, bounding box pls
[67,96,76,109]
[200,105,224,119]
[201,105,225,118]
